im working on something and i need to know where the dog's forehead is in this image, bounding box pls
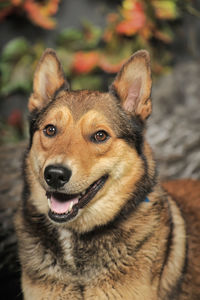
[36,89,136,139]
[50,90,119,123]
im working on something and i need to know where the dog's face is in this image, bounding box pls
[26,49,152,233]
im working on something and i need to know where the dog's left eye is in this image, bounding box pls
[43,124,57,137]
[91,130,109,143]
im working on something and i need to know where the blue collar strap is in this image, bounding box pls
[144,197,150,203]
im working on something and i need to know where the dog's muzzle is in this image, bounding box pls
[46,175,108,223]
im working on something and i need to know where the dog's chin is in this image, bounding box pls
[46,175,108,223]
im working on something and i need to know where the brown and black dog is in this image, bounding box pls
[15,49,200,299]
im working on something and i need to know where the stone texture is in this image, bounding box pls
[148,60,200,180]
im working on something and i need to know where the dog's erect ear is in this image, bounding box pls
[110,50,152,121]
[28,48,69,112]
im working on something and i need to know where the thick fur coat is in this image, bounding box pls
[15,49,200,300]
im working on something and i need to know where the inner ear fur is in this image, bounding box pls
[28,48,69,112]
[110,50,152,121]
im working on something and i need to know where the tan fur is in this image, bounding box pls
[159,197,186,299]
[15,49,200,300]
[28,98,145,232]
[29,49,68,112]
[111,50,152,120]
[163,180,200,300]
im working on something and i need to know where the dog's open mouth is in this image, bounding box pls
[47,175,108,223]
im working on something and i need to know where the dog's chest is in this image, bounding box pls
[58,228,125,280]
[59,229,75,267]
[47,228,158,299]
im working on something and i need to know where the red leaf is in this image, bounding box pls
[99,56,126,74]
[24,0,58,29]
[116,1,146,36]
[0,6,13,21]
[73,52,99,74]
[7,109,23,129]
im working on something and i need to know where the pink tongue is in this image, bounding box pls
[50,195,79,214]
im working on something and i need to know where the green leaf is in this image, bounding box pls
[57,24,102,51]
[71,74,103,91]
[81,21,102,49]
[1,55,32,95]
[55,48,74,75]
[152,0,179,20]
[1,37,30,61]
[57,28,84,50]
[0,62,13,86]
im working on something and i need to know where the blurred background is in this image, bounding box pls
[0,0,200,298]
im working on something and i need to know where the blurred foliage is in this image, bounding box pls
[0,0,194,96]
[0,0,60,29]
[0,0,198,144]
[0,109,26,145]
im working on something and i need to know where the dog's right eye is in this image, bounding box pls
[90,130,109,143]
[43,124,57,137]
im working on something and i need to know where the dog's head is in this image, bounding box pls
[26,49,154,232]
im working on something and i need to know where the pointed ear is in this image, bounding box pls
[110,50,152,121]
[28,48,69,112]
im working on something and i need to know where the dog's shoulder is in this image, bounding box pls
[163,179,200,299]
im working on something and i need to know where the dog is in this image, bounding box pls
[15,49,200,299]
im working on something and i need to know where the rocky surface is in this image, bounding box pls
[0,142,25,299]
[0,59,200,298]
[148,60,200,180]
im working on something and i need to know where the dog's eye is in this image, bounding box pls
[43,124,57,137]
[91,131,109,143]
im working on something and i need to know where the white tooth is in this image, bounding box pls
[69,201,74,212]
[48,198,51,208]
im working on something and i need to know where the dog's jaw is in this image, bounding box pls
[46,175,108,223]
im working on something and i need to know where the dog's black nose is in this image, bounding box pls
[44,165,72,189]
